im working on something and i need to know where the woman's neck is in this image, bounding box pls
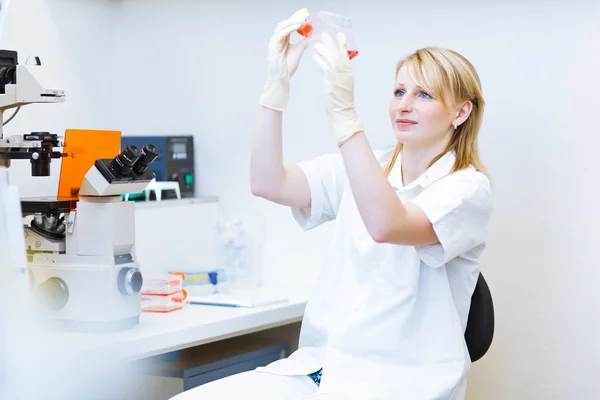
[401,139,449,186]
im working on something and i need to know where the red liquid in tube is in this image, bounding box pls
[297,22,313,37]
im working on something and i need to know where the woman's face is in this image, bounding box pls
[389,64,457,148]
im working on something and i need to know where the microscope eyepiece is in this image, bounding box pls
[111,144,141,177]
[132,143,160,176]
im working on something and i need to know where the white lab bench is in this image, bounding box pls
[73,285,310,361]
[133,285,308,360]
[38,285,310,399]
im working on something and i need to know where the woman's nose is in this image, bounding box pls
[394,96,413,113]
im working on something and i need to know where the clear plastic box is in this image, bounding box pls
[141,291,186,313]
[297,11,359,60]
[141,274,183,296]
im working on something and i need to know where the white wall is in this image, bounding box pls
[2,0,600,399]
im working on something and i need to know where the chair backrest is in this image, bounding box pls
[464,272,494,362]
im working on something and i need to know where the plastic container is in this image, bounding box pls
[214,212,264,290]
[297,11,358,60]
[140,274,186,313]
[141,274,183,296]
[141,291,187,313]
[169,270,228,296]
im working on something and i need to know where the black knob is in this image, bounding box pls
[30,141,53,177]
[118,267,143,296]
[111,144,141,177]
[35,277,69,311]
[133,143,160,176]
[0,66,16,87]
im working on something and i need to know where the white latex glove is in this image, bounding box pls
[313,32,364,147]
[258,8,310,111]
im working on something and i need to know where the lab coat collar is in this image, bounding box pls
[388,150,457,191]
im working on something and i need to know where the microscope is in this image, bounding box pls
[0,49,159,331]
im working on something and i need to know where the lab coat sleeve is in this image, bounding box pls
[290,153,347,230]
[408,171,493,268]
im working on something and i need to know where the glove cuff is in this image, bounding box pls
[334,114,364,147]
[259,57,290,111]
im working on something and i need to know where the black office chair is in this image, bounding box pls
[464,273,494,362]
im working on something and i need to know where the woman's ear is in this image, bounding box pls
[453,100,473,128]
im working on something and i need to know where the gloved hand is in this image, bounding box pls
[259,8,310,111]
[313,32,364,147]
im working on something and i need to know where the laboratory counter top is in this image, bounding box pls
[51,285,311,361]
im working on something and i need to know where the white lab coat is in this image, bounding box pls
[173,148,493,400]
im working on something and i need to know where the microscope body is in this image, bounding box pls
[25,198,142,331]
[23,144,160,331]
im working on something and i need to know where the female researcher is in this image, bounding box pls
[171,8,493,400]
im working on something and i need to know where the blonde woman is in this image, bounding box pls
[172,8,493,400]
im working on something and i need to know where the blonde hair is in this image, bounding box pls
[384,48,487,177]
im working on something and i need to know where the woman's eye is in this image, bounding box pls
[419,91,432,99]
[394,89,405,97]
